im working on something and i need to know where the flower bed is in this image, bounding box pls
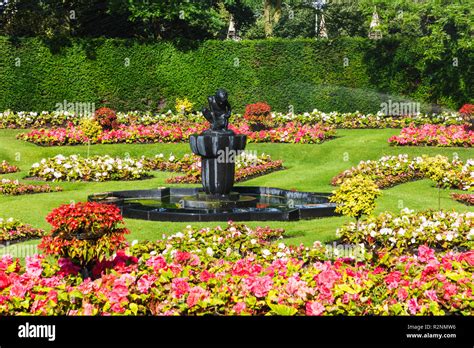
[451,193,474,206]
[389,125,474,147]
[28,153,284,183]
[17,122,335,146]
[0,221,472,315]
[0,179,62,195]
[0,161,19,174]
[29,155,149,182]
[2,109,466,129]
[0,218,44,245]
[332,154,473,191]
[337,209,473,254]
[151,152,284,184]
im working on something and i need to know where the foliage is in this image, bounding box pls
[332,154,474,192]
[79,118,102,142]
[1,109,467,130]
[0,222,472,315]
[244,102,273,129]
[18,122,335,146]
[389,125,473,147]
[94,107,118,131]
[330,175,381,221]
[0,178,62,196]
[0,218,44,245]
[0,161,19,174]
[39,202,129,269]
[175,98,194,115]
[1,37,471,113]
[337,209,474,255]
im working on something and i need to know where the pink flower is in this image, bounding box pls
[233,302,247,314]
[317,269,340,289]
[244,275,273,298]
[408,298,421,315]
[171,278,190,298]
[10,282,28,298]
[385,271,402,289]
[397,288,408,301]
[461,250,474,266]
[199,270,215,282]
[25,255,43,278]
[417,245,435,263]
[424,290,438,302]
[58,258,80,276]
[146,256,167,271]
[186,286,209,308]
[137,274,156,294]
[306,301,325,316]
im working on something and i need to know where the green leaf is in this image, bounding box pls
[268,304,298,316]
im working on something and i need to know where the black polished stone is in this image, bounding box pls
[88,186,337,222]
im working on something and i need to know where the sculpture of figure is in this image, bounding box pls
[202,89,232,132]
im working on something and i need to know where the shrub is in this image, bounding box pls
[39,202,130,276]
[79,118,102,142]
[0,218,44,245]
[94,107,118,131]
[244,102,272,130]
[175,98,194,114]
[330,175,381,222]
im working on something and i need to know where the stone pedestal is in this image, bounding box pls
[189,130,246,196]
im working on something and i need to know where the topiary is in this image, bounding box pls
[243,102,273,131]
[330,175,381,226]
[39,202,129,278]
[94,107,118,131]
[79,118,103,142]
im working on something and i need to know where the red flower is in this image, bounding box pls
[171,278,190,298]
[0,272,10,289]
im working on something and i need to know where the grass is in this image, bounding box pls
[0,128,472,257]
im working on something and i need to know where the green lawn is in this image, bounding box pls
[0,128,472,257]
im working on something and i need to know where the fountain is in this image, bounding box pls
[89,89,337,221]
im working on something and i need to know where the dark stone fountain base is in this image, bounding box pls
[88,186,337,222]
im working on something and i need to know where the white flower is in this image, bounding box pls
[206,247,214,257]
[278,243,285,249]
[250,239,257,245]
[398,228,405,236]
[446,233,453,241]
[370,231,377,238]
[131,240,138,246]
[436,234,442,241]
[262,249,271,257]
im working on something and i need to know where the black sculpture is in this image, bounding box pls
[88,89,337,221]
[190,88,246,197]
[202,89,232,132]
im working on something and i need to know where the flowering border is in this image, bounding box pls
[0,218,44,245]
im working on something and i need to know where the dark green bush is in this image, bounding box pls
[0,37,471,113]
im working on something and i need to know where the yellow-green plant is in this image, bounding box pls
[175,97,194,114]
[79,118,102,141]
[330,175,381,223]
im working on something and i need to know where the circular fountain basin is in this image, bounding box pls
[88,186,337,222]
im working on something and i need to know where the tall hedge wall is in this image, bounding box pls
[0,37,471,113]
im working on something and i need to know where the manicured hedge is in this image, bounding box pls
[0,37,471,113]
